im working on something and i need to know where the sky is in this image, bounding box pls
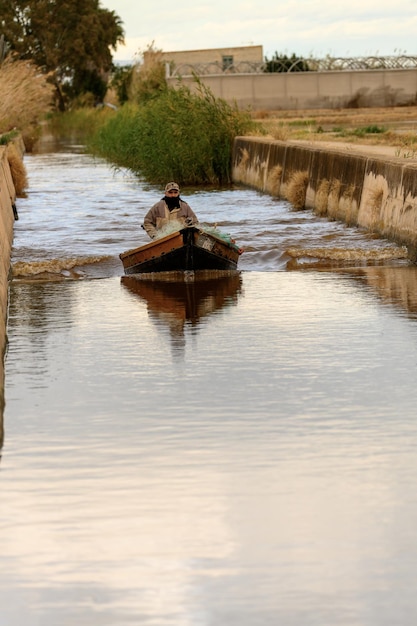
[100,0,417,64]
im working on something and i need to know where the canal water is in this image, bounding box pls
[2,141,417,625]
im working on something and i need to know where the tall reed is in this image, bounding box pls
[0,56,54,150]
[90,81,256,185]
[46,107,115,141]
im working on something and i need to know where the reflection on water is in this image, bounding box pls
[346,265,417,318]
[0,384,3,453]
[3,272,417,626]
[294,264,417,319]
[121,271,242,358]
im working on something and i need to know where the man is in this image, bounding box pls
[143,182,198,239]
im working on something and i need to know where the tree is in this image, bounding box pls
[109,65,133,105]
[264,52,311,73]
[0,0,124,109]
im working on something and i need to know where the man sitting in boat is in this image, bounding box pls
[143,182,198,239]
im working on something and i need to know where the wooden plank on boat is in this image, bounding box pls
[120,230,184,271]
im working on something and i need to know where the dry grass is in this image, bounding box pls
[253,106,417,151]
[267,164,283,195]
[6,142,28,197]
[254,105,417,126]
[129,45,167,103]
[367,186,385,226]
[0,55,54,149]
[286,170,309,209]
[315,179,330,215]
[268,122,291,141]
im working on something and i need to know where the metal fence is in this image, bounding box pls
[168,55,417,77]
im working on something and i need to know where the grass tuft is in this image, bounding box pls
[315,179,330,215]
[267,164,283,195]
[286,171,309,209]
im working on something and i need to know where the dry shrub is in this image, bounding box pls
[315,179,330,215]
[267,164,283,195]
[367,186,385,224]
[269,123,290,141]
[343,183,356,200]
[328,179,342,213]
[286,170,309,209]
[0,55,54,148]
[340,183,357,224]
[253,109,270,119]
[129,44,167,103]
[369,187,384,209]
[6,142,28,197]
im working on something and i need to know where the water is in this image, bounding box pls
[2,142,417,625]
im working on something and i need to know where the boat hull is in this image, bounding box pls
[120,227,241,274]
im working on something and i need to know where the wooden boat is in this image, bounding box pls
[120,225,242,274]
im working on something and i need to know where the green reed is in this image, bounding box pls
[89,82,255,185]
[46,107,114,140]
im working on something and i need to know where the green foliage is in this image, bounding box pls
[89,103,141,168]
[0,130,19,145]
[46,107,114,140]
[90,82,256,185]
[332,125,387,138]
[0,0,124,109]
[352,125,387,136]
[110,65,133,105]
[288,119,317,127]
[264,52,311,73]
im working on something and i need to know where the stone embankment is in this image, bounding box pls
[232,137,417,261]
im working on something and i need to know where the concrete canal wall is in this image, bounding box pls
[0,143,19,423]
[232,137,417,260]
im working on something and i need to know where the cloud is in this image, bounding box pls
[104,0,417,62]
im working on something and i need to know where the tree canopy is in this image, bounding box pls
[0,0,124,108]
[264,52,311,73]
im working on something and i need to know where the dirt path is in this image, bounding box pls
[289,139,415,161]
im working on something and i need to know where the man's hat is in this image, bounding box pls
[165,182,180,192]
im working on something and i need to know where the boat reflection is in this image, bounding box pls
[121,271,243,358]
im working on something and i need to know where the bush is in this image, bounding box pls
[128,46,167,104]
[352,125,387,136]
[264,52,311,73]
[90,81,256,185]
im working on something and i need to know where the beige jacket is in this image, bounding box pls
[143,198,198,239]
